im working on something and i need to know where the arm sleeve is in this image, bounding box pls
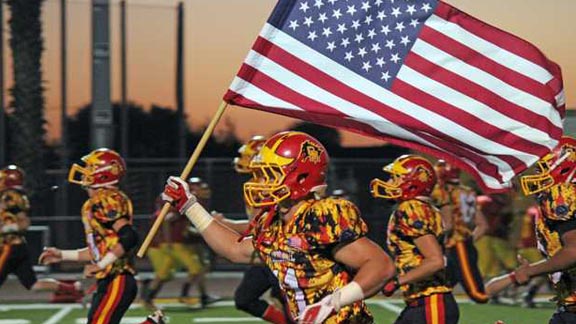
[311,199,368,246]
[117,225,139,252]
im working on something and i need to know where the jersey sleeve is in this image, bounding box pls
[395,200,441,238]
[305,198,368,246]
[89,189,133,223]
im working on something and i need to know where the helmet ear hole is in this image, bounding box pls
[297,173,309,184]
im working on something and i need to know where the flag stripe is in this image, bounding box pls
[398,56,558,152]
[243,36,511,182]
[229,76,303,111]
[411,36,562,129]
[419,26,557,109]
[391,78,525,178]
[434,2,557,78]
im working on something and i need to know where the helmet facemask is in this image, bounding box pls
[521,147,576,195]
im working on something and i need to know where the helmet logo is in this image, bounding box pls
[301,140,323,164]
[417,167,431,182]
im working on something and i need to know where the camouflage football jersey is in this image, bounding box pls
[535,183,576,307]
[0,189,30,215]
[81,188,136,279]
[431,184,476,247]
[0,189,30,244]
[252,197,372,323]
[387,198,451,301]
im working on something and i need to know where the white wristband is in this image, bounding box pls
[331,281,364,311]
[61,250,80,261]
[96,252,118,269]
[184,202,214,233]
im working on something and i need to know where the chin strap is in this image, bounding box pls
[237,206,276,243]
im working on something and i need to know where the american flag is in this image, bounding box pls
[224,0,565,192]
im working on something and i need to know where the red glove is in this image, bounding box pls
[161,176,197,214]
[382,277,400,297]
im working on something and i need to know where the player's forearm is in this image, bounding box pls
[185,203,253,263]
[526,248,576,278]
[352,254,395,297]
[216,218,250,234]
[76,248,90,261]
[398,256,445,286]
[484,273,514,297]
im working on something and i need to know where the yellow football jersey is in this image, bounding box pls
[0,189,30,214]
[81,188,135,279]
[387,199,451,301]
[252,197,372,323]
[535,183,576,307]
[431,184,476,247]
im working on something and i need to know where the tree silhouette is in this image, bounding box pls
[66,103,242,161]
[6,0,47,197]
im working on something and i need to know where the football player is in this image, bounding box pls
[162,131,395,323]
[485,136,576,323]
[371,155,459,324]
[221,135,289,324]
[431,160,489,303]
[0,165,83,299]
[38,149,163,324]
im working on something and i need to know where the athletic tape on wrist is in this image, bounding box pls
[332,281,364,311]
[185,203,214,233]
[96,252,118,269]
[61,250,80,261]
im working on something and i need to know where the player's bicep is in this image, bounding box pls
[333,237,390,270]
[234,237,257,263]
[414,234,444,266]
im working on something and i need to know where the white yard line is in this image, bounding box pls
[370,300,403,314]
[194,318,263,323]
[42,305,74,324]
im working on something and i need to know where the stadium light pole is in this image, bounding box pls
[120,0,128,159]
[91,0,113,149]
[59,0,69,216]
[176,1,186,163]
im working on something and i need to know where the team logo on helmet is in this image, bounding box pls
[301,140,323,164]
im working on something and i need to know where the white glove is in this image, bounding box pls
[298,294,334,324]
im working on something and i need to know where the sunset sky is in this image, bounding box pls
[5,0,575,146]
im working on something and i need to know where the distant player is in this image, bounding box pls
[371,155,459,324]
[0,165,83,299]
[38,149,164,324]
[161,131,395,323]
[142,177,216,310]
[431,160,489,303]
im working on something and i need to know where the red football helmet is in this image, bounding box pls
[233,135,266,174]
[435,159,461,184]
[521,136,576,195]
[371,154,437,200]
[243,131,329,207]
[0,165,25,190]
[68,148,126,188]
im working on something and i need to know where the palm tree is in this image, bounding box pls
[7,0,47,197]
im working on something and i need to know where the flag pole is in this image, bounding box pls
[137,101,228,258]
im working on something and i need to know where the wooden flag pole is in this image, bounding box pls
[137,101,228,258]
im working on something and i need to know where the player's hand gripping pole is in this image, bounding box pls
[137,101,228,258]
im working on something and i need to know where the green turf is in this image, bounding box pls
[0,302,556,324]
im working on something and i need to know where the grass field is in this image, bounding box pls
[0,298,556,324]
